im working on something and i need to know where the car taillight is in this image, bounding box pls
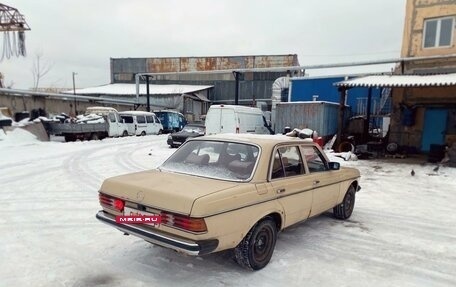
[161,212,207,233]
[99,193,125,212]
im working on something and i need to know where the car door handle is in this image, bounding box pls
[313,180,320,185]
[276,188,286,194]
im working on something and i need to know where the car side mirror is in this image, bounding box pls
[328,162,340,170]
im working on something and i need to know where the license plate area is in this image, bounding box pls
[122,206,161,226]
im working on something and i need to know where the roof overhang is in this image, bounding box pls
[62,83,213,96]
[335,73,456,88]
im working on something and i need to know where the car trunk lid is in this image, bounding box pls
[100,169,239,215]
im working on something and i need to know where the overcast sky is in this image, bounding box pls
[1,0,406,89]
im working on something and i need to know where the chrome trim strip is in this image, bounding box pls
[96,211,208,256]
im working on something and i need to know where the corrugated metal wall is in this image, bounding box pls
[275,102,340,136]
[110,55,299,105]
[290,77,386,115]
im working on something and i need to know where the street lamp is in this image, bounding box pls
[72,72,77,115]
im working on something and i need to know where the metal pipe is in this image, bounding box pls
[337,87,347,147]
[72,72,77,115]
[233,72,240,105]
[364,87,373,142]
[146,75,151,112]
[134,54,456,79]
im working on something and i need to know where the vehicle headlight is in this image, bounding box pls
[168,134,172,139]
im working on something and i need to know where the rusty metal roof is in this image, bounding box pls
[112,55,299,73]
[335,73,456,88]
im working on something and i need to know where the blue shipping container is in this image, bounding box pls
[289,76,384,115]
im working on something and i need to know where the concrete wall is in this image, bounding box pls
[0,94,134,117]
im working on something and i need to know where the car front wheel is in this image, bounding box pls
[234,217,277,270]
[333,185,356,219]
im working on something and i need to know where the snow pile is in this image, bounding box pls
[0,127,39,146]
[76,113,105,124]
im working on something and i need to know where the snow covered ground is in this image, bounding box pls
[1,131,455,287]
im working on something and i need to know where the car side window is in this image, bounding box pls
[271,146,304,180]
[153,115,160,123]
[109,113,116,123]
[301,146,329,173]
[146,115,154,123]
[137,116,146,124]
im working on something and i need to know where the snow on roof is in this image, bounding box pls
[335,73,456,88]
[62,83,213,96]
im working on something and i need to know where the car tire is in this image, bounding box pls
[90,133,99,140]
[158,129,163,135]
[234,217,277,270]
[122,130,128,137]
[140,131,146,136]
[333,185,356,220]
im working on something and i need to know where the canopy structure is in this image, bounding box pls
[334,73,456,146]
[335,73,456,88]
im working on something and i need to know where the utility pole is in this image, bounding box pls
[72,72,77,115]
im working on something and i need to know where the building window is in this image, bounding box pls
[184,97,193,113]
[423,17,454,48]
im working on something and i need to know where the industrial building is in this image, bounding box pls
[110,54,300,108]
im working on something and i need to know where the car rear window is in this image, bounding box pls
[161,140,259,181]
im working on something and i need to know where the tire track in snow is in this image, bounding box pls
[276,215,456,286]
[62,137,164,191]
[112,136,167,172]
[0,162,64,185]
[114,144,150,172]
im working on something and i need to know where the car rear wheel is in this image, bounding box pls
[333,185,356,219]
[234,217,277,270]
[140,131,146,136]
[122,130,128,137]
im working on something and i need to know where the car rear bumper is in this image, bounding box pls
[96,210,218,256]
[167,138,183,146]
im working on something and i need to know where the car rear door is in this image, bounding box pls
[268,145,313,228]
[221,108,236,133]
[300,145,341,217]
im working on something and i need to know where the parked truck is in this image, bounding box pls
[45,107,129,142]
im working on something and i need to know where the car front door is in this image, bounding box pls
[268,145,312,228]
[107,112,121,136]
[301,145,341,217]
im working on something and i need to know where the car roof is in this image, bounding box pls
[118,111,156,116]
[185,123,205,128]
[192,133,316,148]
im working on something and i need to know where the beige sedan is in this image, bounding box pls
[96,134,361,270]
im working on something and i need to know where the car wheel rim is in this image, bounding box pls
[253,227,273,263]
[344,191,354,214]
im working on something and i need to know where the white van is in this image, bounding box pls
[118,111,163,136]
[205,105,273,135]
